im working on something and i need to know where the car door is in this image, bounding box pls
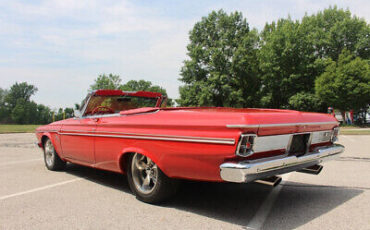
[59,117,96,164]
[93,115,125,172]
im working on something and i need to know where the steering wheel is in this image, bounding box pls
[91,106,115,115]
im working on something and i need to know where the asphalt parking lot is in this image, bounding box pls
[1,133,369,230]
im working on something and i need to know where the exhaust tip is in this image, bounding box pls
[255,176,282,187]
[297,164,323,175]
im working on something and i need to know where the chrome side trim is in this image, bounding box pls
[59,132,235,145]
[83,113,122,119]
[60,129,235,142]
[36,130,59,133]
[226,121,339,129]
[220,144,344,183]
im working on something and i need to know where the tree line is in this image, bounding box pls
[89,74,173,106]
[0,76,172,124]
[0,82,75,124]
[177,7,369,114]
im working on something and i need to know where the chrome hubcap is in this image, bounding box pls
[44,140,54,166]
[131,153,158,194]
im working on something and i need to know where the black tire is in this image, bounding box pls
[43,138,66,171]
[127,153,179,204]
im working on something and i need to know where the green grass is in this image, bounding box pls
[339,125,370,135]
[0,124,41,133]
[340,126,370,129]
[339,129,370,135]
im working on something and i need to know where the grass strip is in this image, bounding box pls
[0,124,41,134]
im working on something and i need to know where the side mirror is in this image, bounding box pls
[74,110,82,118]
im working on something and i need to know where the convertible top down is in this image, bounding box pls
[36,89,344,203]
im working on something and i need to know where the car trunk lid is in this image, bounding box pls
[162,107,338,136]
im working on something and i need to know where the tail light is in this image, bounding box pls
[331,127,340,142]
[236,134,256,157]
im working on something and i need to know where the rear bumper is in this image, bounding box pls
[220,144,344,183]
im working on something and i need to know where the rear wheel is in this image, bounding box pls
[127,153,178,204]
[43,138,66,171]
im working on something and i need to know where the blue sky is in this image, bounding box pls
[0,0,369,109]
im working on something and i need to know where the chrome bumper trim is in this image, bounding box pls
[220,144,344,183]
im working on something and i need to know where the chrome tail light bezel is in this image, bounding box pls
[331,127,340,143]
[236,134,256,157]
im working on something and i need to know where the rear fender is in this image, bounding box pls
[118,147,164,175]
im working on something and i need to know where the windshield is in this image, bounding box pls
[84,95,159,116]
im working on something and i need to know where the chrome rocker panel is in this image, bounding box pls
[220,144,344,183]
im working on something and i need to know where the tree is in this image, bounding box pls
[25,101,38,124]
[257,6,369,109]
[89,74,122,91]
[0,88,6,103]
[0,88,10,122]
[288,92,325,112]
[178,10,260,107]
[2,81,125,124]
[301,6,370,61]
[54,108,64,121]
[120,80,173,106]
[2,82,38,124]
[11,98,38,124]
[258,18,319,108]
[36,104,52,124]
[64,108,75,118]
[315,49,370,112]
[11,99,27,124]
[5,82,38,109]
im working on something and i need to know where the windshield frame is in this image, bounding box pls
[77,90,165,118]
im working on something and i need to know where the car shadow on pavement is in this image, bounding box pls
[64,163,131,193]
[63,163,363,229]
[261,182,364,230]
[167,181,363,229]
[166,180,273,226]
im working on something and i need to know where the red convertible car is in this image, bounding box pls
[36,89,344,203]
